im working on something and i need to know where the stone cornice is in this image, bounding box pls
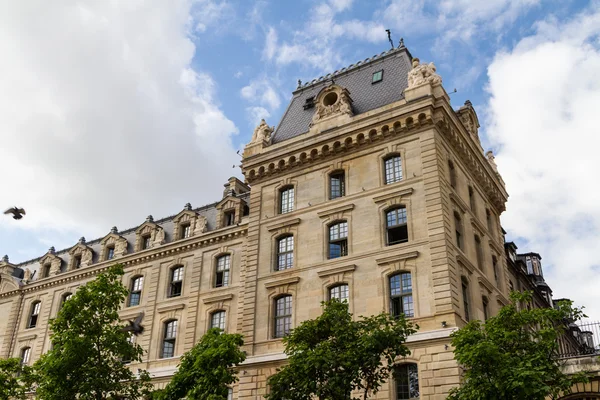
[242,104,435,184]
[264,276,300,289]
[317,264,356,278]
[456,252,476,274]
[373,188,414,204]
[376,251,419,266]
[157,303,185,313]
[317,203,355,218]
[477,275,495,293]
[202,293,234,304]
[0,225,248,298]
[266,218,301,232]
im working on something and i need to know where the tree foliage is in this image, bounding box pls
[266,300,418,400]
[0,358,34,400]
[158,328,246,400]
[33,264,152,400]
[448,291,588,400]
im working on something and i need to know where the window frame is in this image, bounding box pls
[180,223,191,239]
[329,170,346,200]
[43,264,51,278]
[275,235,294,271]
[142,235,151,250]
[329,284,349,302]
[279,186,295,214]
[60,292,72,310]
[462,278,470,322]
[223,210,236,227]
[482,296,489,321]
[474,235,484,270]
[273,295,292,339]
[161,320,177,359]
[454,212,464,251]
[28,301,41,329]
[106,246,115,260]
[448,160,457,189]
[492,255,500,286]
[328,221,349,259]
[394,363,420,400]
[468,186,476,212]
[210,310,226,331]
[21,347,31,366]
[129,276,144,307]
[386,206,409,246]
[168,266,184,298]
[389,272,414,318]
[383,154,403,185]
[372,69,383,84]
[215,254,231,288]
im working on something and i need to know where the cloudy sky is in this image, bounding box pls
[1,0,598,319]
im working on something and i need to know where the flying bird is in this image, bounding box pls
[4,207,26,220]
[121,312,145,336]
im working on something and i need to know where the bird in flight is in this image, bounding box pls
[121,312,145,336]
[4,207,26,220]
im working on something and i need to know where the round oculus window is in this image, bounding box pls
[323,92,338,106]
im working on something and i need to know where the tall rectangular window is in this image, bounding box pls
[469,186,476,212]
[129,276,143,307]
[475,235,484,270]
[482,297,489,321]
[216,255,231,287]
[181,224,191,239]
[454,212,463,250]
[492,255,499,286]
[107,247,115,260]
[142,235,151,250]
[43,264,51,278]
[276,236,294,271]
[390,273,414,318]
[28,301,41,328]
[274,295,292,338]
[328,222,348,259]
[279,187,294,214]
[21,347,31,366]
[386,207,408,245]
[211,311,226,331]
[329,171,345,199]
[162,320,177,358]
[73,255,81,269]
[462,280,470,322]
[224,210,235,226]
[395,363,419,400]
[486,209,494,235]
[168,266,183,298]
[449,161,457,189]
[384,155,403,184]
[329,284,349,302]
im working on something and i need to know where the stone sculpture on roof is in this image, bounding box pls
[250,119,274,144]
[407,58,442,88]
[310,85,354,127]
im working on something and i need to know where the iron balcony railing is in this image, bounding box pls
[558,320,600,358]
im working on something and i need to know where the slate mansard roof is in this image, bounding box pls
[271,46,413,144]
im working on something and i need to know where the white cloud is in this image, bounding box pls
[192,0,235,33]
[240,78,281,110]
[263,26,278,61]
[246,106,271,127]
[486,5,600,319]
[0,0,239,257]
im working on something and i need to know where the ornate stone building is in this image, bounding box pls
[1,44,595,399]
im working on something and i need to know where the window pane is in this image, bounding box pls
[21,348,30,365]
[390,274,413,318]
[216,255,231,287]
[387,208,407,228]
[162,340,175,358]
[274,296,292,338]
[329,222,348,240]
[329,284,349,302]
[395,364,419,400]
[280,188,294,214]
[277,236,294,271]
[330,172,345,199]
[385,156,402,184]
[165,321,177,339]
[129,292,141,307]
[132,277,143,291]
[211,311,226,330]
[462,282,470,321]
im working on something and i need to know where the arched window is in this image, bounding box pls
[474,235,484,270]
[28,301,41,328]
[448,160,457,189]
[161,320,177,358]
[329,170,345,199]
[168,266,183,298]
[274,295,292,338]
[276,236,294,271]
[329,284,349,302]
[279,186,295,214]
[386,207,408,245]
[454,212,463,250]
[128,276,144,306]
[215,255,231,287]
[210,310,226,331]
[394,363,419,399]
[384,155,403,184]
[20,347,31,366]
[328,221,348,259]
[462,277,470,322]
[389,273,414,318]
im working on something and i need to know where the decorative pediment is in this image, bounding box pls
[310,84,354,128]
[456,100,480,141]
[68,237,93,270]
[100,227,128,260]
[172,203,207,239]
[135,215,165,251]
[39,247,62,277]
[216,196,244,229]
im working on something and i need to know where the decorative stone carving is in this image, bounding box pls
[23,268,32,283]
[68,240,94,270]
[407,58,442,88]
[486,151,498,174]
[81,250,93,267]
[135,218,166,250]
[456,100,480,140]
[100,229,128,261]
[249,119,274,145]
[195,215,208,234]
[310,85,354,126]
[153,227,165,246]
[39,249,62,277]
[115,238,128,257]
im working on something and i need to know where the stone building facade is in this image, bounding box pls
[0,44,569,399]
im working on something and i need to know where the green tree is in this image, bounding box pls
[0,358,33,400]
[448,291,588,400]
[34,264,152,400]
[158,328,246,400]
[266,299,418,400]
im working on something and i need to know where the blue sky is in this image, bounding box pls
[1,0,599,318]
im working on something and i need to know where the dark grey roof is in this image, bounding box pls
[272,46,413,144]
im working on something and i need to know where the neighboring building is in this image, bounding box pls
[0,44,595,399]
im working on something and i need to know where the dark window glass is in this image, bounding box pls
[492,256,499,286]
[43,264,51,278]
[486,209,493,234]
[28,301,41,328]
[60,293,72,310]
[384,155,402,184]
[329,171,345,199]
[386,207,408,245]
[162,320,177,358]
[142,235,151,250]
[483,297,489,321]
[274,295,292,338]
[107,247,115,260]
[462,280,470,322]
[181,224,191,239]
[168,266,183,297]
[129,276,143,306]
[449,161,457,188]
[279,187,294,214]
[211,311,226,331]
[390,273,414,318]
[372,70,383,83]
[474,235,484,270]
[73,255,81,269]
[215,255,231,287]
[21,347,31,366]
[394,363,419,400]
[469,186,476,212]
[224,211,235,226]
[276,236,294,271]
[328,221,348,259]
[329,284,349,302]
[455,213,463,250]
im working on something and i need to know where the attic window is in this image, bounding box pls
[303,96,315,110]
[372,70,383,84]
